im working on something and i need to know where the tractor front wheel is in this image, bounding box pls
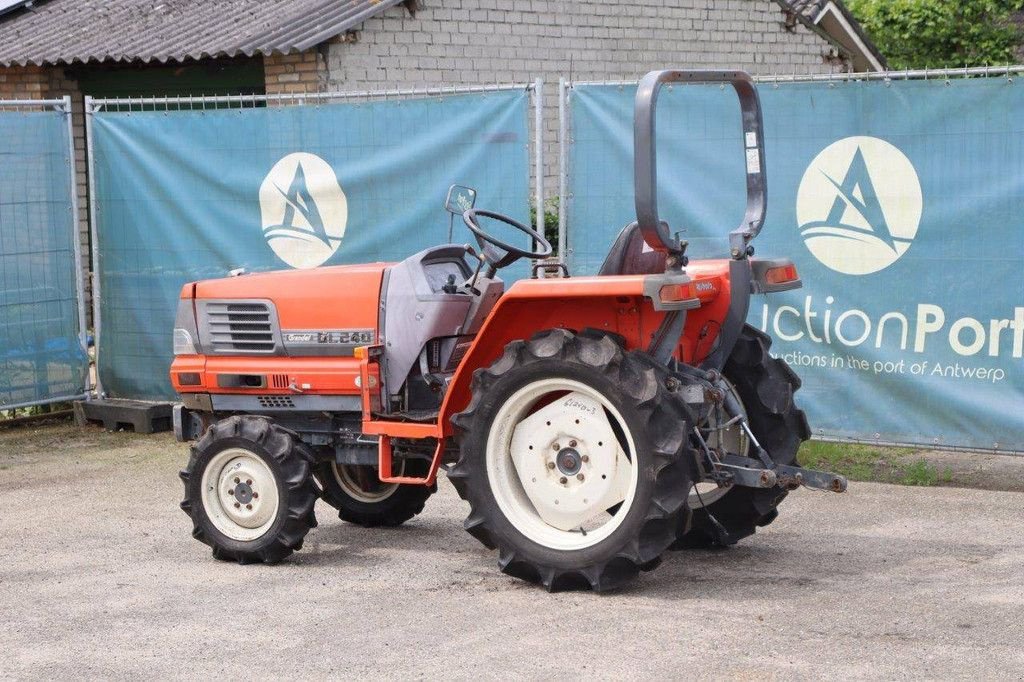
[179,416,319,564]
[450,328,696,592]
[316,458,434,527]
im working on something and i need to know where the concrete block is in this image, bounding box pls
[74,399,173,435]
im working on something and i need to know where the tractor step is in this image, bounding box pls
[74,399,173,434]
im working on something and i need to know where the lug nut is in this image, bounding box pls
[234,477,240,484]
[246,479,252,486]
[552,443,560,451]
[246,504,252,510]
[234,502,240,508]
[577,473,585,481]
[228,488,234,496]
[569,440,577,447]
[252,492,259,499]
[547,461,556,469]
[581,455,590,463]
[559,476,568,485]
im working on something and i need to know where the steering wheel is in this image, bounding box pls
[462,209,552,273]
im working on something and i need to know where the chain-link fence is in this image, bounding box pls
[0,96,88,411]
[556,66,1024,453]
[85,83,544,400]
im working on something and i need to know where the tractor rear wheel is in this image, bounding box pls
[674,324,811,548]
[179,416,319,564]
[317,458,434,527]
[449,328,696,592]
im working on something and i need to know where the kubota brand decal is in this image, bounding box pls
[796,136,922,276]
[259,153,349,269]
[283,330,375,345]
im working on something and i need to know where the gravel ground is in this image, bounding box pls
[1,423,1022,680]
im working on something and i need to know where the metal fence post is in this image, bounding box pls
[557,78,568,263]
[81,83,536,401]
[83,95,104,398]
[533,77,544,246]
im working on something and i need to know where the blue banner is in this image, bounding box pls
[92,90,532,400]
[568,78,1023,452]
[0,108,87,408]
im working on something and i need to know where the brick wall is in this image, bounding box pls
[0,64,50,98]
[47,68,90,327]
[328,0,846,86]
[320,0,851,188]
[264,50,329,97]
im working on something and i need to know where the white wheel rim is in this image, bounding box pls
[689,378,749,508]
[200,447,281,542]
[486,378,639,551]
[331,462,401,504]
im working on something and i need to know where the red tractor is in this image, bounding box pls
[172,70,846,591]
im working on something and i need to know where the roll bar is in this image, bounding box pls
[633,69,767,261]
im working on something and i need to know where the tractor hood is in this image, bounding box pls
[188,262,389,337]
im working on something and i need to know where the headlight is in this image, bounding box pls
[173,328,197,355]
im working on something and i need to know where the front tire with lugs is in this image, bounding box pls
[449,329,696,592]
[179,416,319,564]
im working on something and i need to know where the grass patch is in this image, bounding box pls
[899,460,937,486]
[798,440,947,486]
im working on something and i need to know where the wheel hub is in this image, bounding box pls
[200,447,281,541]
[217,459,274,528]
[508,390,632,532]
[555,447,582,476]
[232,481,254,504]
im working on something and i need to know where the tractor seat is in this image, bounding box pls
[597,221,667,275]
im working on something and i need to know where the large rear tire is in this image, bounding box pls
[674,324,811,548]
[316,458,434,527]
[179,416,319,564]
[449,329,696,592]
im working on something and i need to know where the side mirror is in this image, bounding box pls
[445,184,477,215]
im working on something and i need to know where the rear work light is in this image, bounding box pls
[659,282,696,303]
[765,263,799,285]
[751,259,803,293]
[659,279,718,305]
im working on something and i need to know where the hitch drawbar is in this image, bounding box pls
[685,373,848,494]
[716,453,848,493]
[692,418,847,494]
[672,363,848,494]
[716,416,848,493]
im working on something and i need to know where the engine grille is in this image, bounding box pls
[202,301,277,354]
[257,395,295,409]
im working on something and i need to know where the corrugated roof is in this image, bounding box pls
[0,0,408,67]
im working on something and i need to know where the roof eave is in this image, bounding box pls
[775,0,888,72]
[813,1,887,71]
